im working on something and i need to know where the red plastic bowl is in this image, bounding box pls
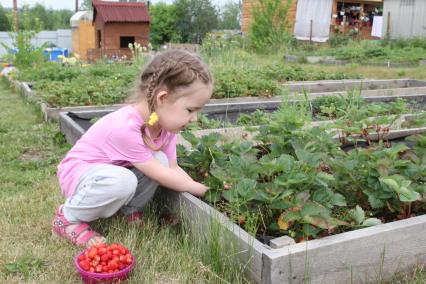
[74,251,136,284]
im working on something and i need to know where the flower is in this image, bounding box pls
[148,112,159,126]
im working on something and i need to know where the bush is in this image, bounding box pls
[329,33,350,48]
[248,0,293,52]
[20,62,139,107]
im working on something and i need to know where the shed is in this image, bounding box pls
[71,11,95,61]
[89,0,150,62]
[242,0,384,42]
[330,0,383,39]
[382,0,426,39]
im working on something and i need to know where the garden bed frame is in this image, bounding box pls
[9,77,426,121]
[284,54,425,67]
[59,109,426,147]
[59,108,426,283]
[161,190,426,284]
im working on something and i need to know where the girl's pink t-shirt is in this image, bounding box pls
[57,105,177,197]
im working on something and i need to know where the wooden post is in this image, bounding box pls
[76,0,79,12]
[343,15,346,34]
[12,0,18,32]
[309,19,313,43]
[386,11,391,39]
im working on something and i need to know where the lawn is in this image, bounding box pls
[0,78,425,283]
[0,80,247,283]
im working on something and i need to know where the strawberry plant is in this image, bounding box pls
[178,100,426,242]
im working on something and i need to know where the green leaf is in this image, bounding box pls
[205,190,221,203]
[349,205,365,225]
[330,193,347,206]
[303,215,332,229]
[367,194,385,209]
[269,199,292,210]
[380,176,420,202]
[398,187,420,202]
[235,179,257,198]
[282,210,301,222]
[180,131,199,146]
[222,187,239,202]
[295,149,322,167]
[379,177,399,191]
[239,141,253,153]
[361,218,382,227]
[300,201,330,218]
[302,223,321,237]
[317,172,335,182]
[4,263,19,273]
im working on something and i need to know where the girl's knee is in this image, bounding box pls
[111,167,138,200]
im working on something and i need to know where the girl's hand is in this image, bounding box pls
[189,182,209,197]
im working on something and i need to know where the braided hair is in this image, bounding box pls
[128,50,213,150]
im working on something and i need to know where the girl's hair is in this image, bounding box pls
[128,49,213,150]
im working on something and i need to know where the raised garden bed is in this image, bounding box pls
[59,88,426,145]
[284,78,426,94]
[60,105,426,145]
[285,55,349,65]
[284,54,425,67]
[168,117,426,283]
[60,108,426,283]
[9,76,426,121]
[160,189,426,283]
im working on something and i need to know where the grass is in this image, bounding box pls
[302,63,426,80]
[0,80,248,283]
[203,45,426,80]
[0,79,425,283]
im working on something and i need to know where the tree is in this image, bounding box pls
[15,5,73,31]
[13,0,18,31]
[30,4,53,30]
[218,1,240,30]
[175,0,218,43]
[149,2,180,47]
[51,10,74,30]
[2,5,44,67]
[0,4,11,31]
[80,0,93,10]
[248,0,293,51]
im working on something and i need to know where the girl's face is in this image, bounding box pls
[156,81,212,133]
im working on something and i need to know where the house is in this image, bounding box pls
[382,0,426,39]
[89,0,150,62]
[70,11,95,61]
[242,0,384,42]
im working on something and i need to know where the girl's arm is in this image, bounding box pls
[133,159,208,196]
[169,159,195,181]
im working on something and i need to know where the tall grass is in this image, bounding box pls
[0,80,248,283]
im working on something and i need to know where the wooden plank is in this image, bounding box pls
[283,79,415,93]
[262,214,426,284]
[59,112,86,145]
[158,189,270,284]
[43,103,125,121]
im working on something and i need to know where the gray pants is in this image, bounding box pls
[63,151,169,223]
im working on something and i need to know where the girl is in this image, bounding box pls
[53,50,213,247]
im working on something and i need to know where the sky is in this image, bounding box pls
[1,0,237,10]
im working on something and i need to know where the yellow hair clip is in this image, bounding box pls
[148,112,159,126]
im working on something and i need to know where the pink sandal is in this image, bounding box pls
[52,205,105,247]
[125,211,145,227]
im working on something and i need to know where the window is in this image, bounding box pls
[97,30,101,48]
[120,36,135,48]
